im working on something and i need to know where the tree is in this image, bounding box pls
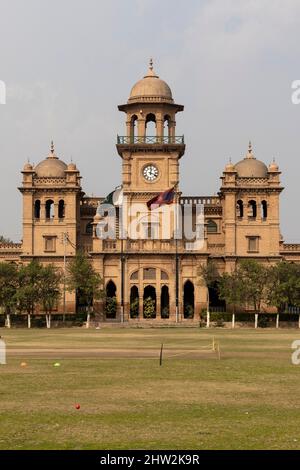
[39,264,62,328]
[237,260,271,314]
[66,252,104,327]
[0,262,18,328]
[267,262,300,312]
[218,271,243,314]
[198,261,220,318]
[16,261,43,327]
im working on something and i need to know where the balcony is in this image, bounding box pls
[117,135,184,145]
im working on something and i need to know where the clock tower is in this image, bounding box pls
[116,60,185,211]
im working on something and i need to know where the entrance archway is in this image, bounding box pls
[184,280,194,319]
[143,285,156,319]
[105,280,117,319]
[161,285,169,318]
[130,285,139,318]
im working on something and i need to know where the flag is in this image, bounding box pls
[147,187,176,210]
[101,186,123,207]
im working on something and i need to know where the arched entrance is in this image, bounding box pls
[105,280,117,319]
[130,285,139,318]
[184,280,194,319]
[143,285,156,319]
[161,285,169,318]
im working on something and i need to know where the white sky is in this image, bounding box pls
[0,0,299,242]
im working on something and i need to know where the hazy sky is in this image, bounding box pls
[0,0,300,242]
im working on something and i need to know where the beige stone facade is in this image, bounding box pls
[1,61,300,322]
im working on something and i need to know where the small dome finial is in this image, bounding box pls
[51,140,54,154]
[246,141,255,159]
[149,58,153,70]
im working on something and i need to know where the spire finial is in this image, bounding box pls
[51,140,54,154]
[246,140,255,159]
[149,58,153,71]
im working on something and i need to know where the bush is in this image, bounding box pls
[130,297,139,318]
[214,318,225,328]
[143,297,156,319]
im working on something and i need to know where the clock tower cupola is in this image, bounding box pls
[116,60,185,200]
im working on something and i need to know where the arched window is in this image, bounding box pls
[161,270,169,280]
[105,280,117,319]
[145,113,156,139]
[130,114,138,142]
[86,222,93,235]
[237,200,244,218]
[45,199,54,219]
[143,285,156,318]
[34,200,40,219]
[164,114,171,139]
[130,270,138,281]
[207,220,218,233]
[58,200,65,219]
[130,286,139,318]
[161,285,169,318]
[248,200,257,218]
[184,280,194,319]
[261,200,267,219]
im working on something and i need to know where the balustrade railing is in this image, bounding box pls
[117,135,184,145]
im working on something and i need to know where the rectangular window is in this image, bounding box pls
[44,236,56,252]
[247,236,259,253]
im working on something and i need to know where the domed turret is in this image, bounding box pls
[128,59,173,104]
[23,162,33,172]
[234,142,268,178]
[35,141,67,178]
[268,159,279,172]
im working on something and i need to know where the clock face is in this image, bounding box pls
[143,164,159,182]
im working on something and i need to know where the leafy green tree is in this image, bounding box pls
[16,261,43,327]
[67,252,104,326]
[218,271,243,314]
[143,296,156,318]
[198,261,220,316]
[0,262,18,328]
[39,264,62,327]
[237,260,271,314]
[267,262,300,312]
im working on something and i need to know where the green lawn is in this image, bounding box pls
[0,327,300,450]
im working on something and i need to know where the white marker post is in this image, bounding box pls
[254,314,258,329]
[0,338,6,365]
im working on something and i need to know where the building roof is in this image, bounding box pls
[235,142,268,178]
[128,59,173,104]
[35,141,67,178]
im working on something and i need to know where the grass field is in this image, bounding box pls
[1,327,300,450]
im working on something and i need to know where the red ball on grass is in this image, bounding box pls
[75,404,81,410]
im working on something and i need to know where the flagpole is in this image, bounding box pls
[120,210,125,324]
[175,183,179,324]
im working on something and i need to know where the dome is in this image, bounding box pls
[128,59,173,104]
[35,142,67,178]
[234,143,268,178]
[23,162,33,171]
[268,160,279,172]
[67,162,77,171]
[224,160,235,172]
